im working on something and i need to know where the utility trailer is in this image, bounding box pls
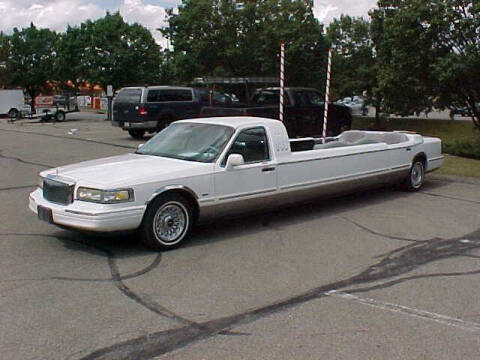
[26,96,78,122]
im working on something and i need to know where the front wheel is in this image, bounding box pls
[55,111,66,122]
[128,129,145,139]
[140,193,193,251]
[8,108,19,119]
[404,160,425,191]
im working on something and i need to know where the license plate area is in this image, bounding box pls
[38,205,53,224]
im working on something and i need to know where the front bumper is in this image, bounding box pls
[29,188,146,232]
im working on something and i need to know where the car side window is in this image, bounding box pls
[146,90,159,102]
[146,89,193,102]
[294,91,309,106]
[158,89,193,102]
[306,91,324,106]
[252,90,290,105]
[225,127,270,164]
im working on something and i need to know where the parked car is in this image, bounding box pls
[450,107,470,117]
[336,96,368,116]
[200,87,353,137]
[30,117,443,250]
[0,89,27,118]
[112,86,210,139]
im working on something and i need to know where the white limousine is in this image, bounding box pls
[29,117,443,250]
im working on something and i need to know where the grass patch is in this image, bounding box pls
[437,155,480,178]
[353,117,480,159]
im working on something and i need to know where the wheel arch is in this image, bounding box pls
[8,108,19,117]
[413,152,427,171]
[145,185,200,224]
[156,111,177,131]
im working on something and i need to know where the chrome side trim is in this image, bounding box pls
[146,185,199,205]
[65,206,145,217]
[218,188,277,201]
[429,156,445,162]
[391,164,411,170]
[279,168,391,191]
[198,198,215,204]
[197,167,411,224]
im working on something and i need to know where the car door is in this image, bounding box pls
[159,89,199,120]
[214,127,277,217]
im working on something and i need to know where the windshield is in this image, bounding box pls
[136,122,234,163]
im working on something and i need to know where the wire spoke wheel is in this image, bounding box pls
[152,201,188,245]
[410,162,424,189]
[404,160,425,191]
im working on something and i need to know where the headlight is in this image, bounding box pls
[38,175,45,189]
[76,187,134,203]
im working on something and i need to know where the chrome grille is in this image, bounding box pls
[43,178,74,205]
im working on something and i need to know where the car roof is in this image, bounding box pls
[176,116,280,129]
[121,86,193,91]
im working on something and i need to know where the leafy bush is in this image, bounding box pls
[443,140,480,160]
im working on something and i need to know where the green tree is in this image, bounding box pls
[83,12,162,92]
[162,0,328,88]
[0,32,10,88]
[327,15,382,127]
[55,25,89,107]
[6,23,58,112]
[371,0,480,128]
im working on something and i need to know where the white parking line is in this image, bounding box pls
[326,290,480,332]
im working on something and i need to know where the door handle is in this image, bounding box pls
[262,167,276,172]
[406,147,411,151]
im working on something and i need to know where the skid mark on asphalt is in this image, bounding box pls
[0,150,53,168]
[327,290,480,332]
[79,227,480,360]
[0,231,198,328]
[339,216,421,242]
[0,128,136,149]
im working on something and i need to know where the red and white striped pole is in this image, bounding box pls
[322,48,333,141]
[279,42,285,122]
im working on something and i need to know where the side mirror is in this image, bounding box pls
[137,143,144,150]
[226,154,244,169]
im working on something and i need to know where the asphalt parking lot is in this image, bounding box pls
[1,114,480,360]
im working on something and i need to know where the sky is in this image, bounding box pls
[0,0,377,45]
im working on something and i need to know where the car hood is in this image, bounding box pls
[42,153,212,188]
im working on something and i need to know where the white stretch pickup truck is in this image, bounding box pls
[29,117,443,250]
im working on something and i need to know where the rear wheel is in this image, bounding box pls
[8,108,19,119]
[128,129,145,139]
[140,193,193,251]
[404,160,425,191]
